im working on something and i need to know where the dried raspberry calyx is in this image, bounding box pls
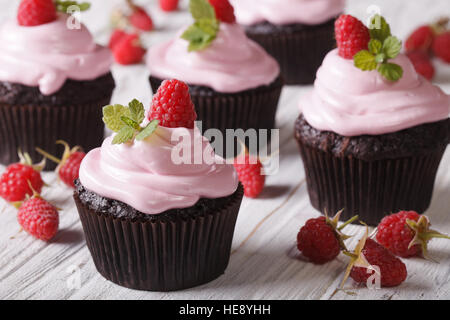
[325,209,359,252]
[405,215,450,261]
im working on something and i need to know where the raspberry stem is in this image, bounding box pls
[35,147,61,164]
[337,215,359,231]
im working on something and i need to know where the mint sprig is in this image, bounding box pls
[353,14,403,82]
[181,0,219,52]
[55,1,91,13]
[103,99,159,145]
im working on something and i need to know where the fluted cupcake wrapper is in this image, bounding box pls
[74,185,244,292]
[245,19,336,85]
[296,141,446,226]
[0,96,112,170]
[150,76,282,157]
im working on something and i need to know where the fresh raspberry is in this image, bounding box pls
[233,155,265,198]
[297,217,340,264]
[159,0,179,12]
[58,152,85,188]
[406,51,435,80]
[208,0,236,23]
[405,25,435,53]
[376,211,449,258]
[297,211,356,264]
[17,0,57,26]
[432,32,450,63]
[129,7,154,31]
[335,14,370,59]
[0,163,44,202]
[113,33,146,65]
[109,29,128,50]
[17,196,59,241]
[350,239,407,287]
[148,79,197,128]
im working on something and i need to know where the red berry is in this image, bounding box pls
[59,152,85,188]
[376,211,450,259]
[297,217,340,264]
[335,14,370,59]
[432,32,450,63]
[159,0,179,12]
[17,197,59,241]
[113,33,146,65]
[405,25,435,53]
[109,29,127,50]
[407,51,435,80]
[350,239,407,287]
[129,7,153,31]
[148,79,197,128]
[0,163,44,202]
[208,0,236,23]
[17,0,57,26]
[233,155,265,198]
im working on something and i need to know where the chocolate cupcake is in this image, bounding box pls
[0,9,115,170]
[147,0,281,155]
[295,15,450,225]
[75,81,243,291]
[231,0,345,84]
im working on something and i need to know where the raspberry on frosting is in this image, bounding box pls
[208,0,236,23]
[335,14,370,59]
[148,79,197,129]
[17,0,57,26]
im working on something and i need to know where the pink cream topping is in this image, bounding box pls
[0,14,112,95]
[299,49,450,136]
[79,125,239,215]
[230,0,345,26]
[147,23,279,93]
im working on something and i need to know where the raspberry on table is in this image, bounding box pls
[0,163,44,202]
[159,0,179,12]
[109,29,128,50]
[376,211,450,259]
[349,238,407,287]
[17,196,59,241]
[129,7,154,31]
[17,0,57,26]
[405,25,435,53]
[148,79,197,129]
[233,154,265,198]
[406,51,435,80]
[113,33,146,65]
[208,0,236,24]
[432,32,450,63]
[335,14,370,59]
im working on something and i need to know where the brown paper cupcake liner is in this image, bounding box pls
[150,76,282,156]
[74,185,244,292]
[0,95,112,170]
[296,141,446,226]
[244,19,336,85]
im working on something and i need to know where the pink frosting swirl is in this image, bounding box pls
[147,23,279,93]
[0,14,112,95]
[299,49,450,136]
[79,126,239,215]
[230,0,345,26]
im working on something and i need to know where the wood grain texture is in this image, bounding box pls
[0,0,449,300]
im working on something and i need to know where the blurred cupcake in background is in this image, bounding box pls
[147,0,282,154]
[231,0,345,84]
[0,0,115,169]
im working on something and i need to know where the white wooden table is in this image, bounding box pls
[1,0,449,300]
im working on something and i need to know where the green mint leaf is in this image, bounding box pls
[120,116,141,130]
[354,50,377,71]
[382,36,402,59]
[103,104,131,132]
[368,39,382,55]
[55,1,91,13]
[181,18,219,51]
[128,99,145,124]
[378,63,403,81]
[369,15,391,42]
[189,0,216,21]
[136,120,159,141]
[112,126,135,145]
[375,53,386,63]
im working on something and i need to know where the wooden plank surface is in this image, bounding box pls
[0,0,449,300]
